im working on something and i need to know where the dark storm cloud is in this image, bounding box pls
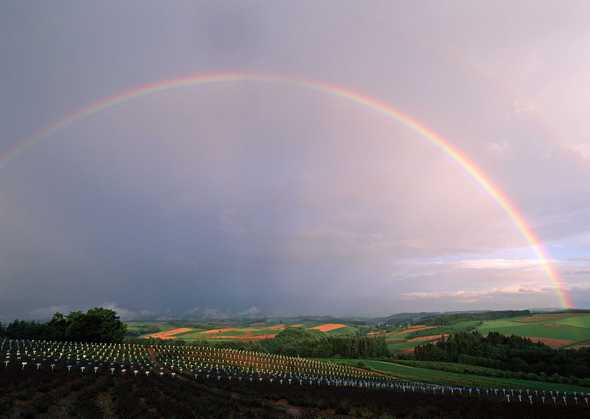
[1,1,589,318]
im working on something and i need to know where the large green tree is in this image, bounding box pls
[1,307,126,343]
[66,308,127,343]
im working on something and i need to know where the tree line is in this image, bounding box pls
[261,327,389,358]
[415,331,590,380]
[0,308,127,343]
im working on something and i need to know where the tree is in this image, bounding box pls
[47,312,67,340]
[0,307,126,343]
[414,330,590,379]
[66,308,126,343]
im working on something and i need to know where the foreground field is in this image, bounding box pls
[3,368,588,418]
[2,339,589,418]
[331,359,590,393]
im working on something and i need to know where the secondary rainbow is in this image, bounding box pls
[2,71,572,308]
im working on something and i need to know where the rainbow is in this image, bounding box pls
[3,71,572,308]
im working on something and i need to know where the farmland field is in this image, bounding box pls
[379,312,590,352]
[128,321,359,342]
[382,321,481,353]
[324,326,358,335]
[130,312,590,351]
[476,312,590,347]
[145,327,193,340]
[310,323,348,332]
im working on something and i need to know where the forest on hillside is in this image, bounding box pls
[415,331,590,381]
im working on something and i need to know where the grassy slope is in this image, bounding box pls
[476,319,518,329]
[387,340,433,352]
[129,313,590,345]
[325,326,358,335]
[395,360,511,376]
[330,359,590,393]
[555,314,590,328]
[168,328,204,338]
[385,321,480,352]
[404,321,481,339]
[477,314,590,341]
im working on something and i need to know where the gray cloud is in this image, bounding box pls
[0,1,589,318]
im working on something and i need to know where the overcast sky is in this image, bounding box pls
[1,1,590,319]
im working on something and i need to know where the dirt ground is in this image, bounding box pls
[143,328,192,340]
[310,324,348,332]
[528,336,575,348]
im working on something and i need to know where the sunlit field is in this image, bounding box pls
[127,321,355,342]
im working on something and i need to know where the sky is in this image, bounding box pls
[1,1,590,320]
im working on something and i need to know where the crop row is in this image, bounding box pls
[2,338,590,409]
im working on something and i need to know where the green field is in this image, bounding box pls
[395,360,510,376]
[387,340,430,352]
[404,320,481,339]
[555,314,590,328]
[382,320,481,353]
[127,312,590,351]
[380,312,590,352]
[330,359,590,393]
[325,326,358,335]
[126,312,590,393]
[477,313,590,345]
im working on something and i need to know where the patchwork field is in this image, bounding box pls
[128,312,590,350]
[379,312,590,353]
[130,321,358,342]
[477,313,590,348]
[145,327,193,340]
[383,321,480,353]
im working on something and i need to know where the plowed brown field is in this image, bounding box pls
[204,328,242,334]
[407,334,447,343]
[403,325,436,332]
[144,328,192,340]
[206,334,277,341]
[528,337,575,348]
[311,324,347,332]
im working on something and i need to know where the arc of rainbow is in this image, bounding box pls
[2,71,572,308]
